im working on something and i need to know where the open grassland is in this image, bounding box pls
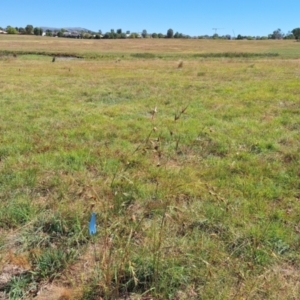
[1,34,300,58]
[0,37,300,299]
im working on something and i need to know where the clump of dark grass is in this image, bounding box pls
[0,50,83,58]
[2,274,34,299]
[197,71,206,76]
[131,53,156,59]
[30,248,78,280]
[193,52,279,58]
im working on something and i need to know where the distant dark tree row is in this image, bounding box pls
[235,29,295,40]
[100,28,190,39]
[2,24,300,41]
[2,24,34,35]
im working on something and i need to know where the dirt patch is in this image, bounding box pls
[56,56,82,61]
[35,285,73,300]
[231,263,300,299]
[267,263,300,298]
[0,292,8,300]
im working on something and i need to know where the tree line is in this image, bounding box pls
[2,25,300,41]
[0,25,187,39]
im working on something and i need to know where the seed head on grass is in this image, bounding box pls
[175,104,189,121]
[149,106,157,119]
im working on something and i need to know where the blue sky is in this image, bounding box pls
[1,0,299,37]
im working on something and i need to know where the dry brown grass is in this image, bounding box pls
[228,263,300,300]
[0,35,298,56]
[35,286,73,300]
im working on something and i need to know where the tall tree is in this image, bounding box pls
[33,27,43,36]
[270,28,284,39]
[129,32,138,38]
[142,29,147,38]
[110,29,116,39]
[292,28,300,40]
[45,30,52,37]
[284,31,295,40]
[57,28,67,37]
[167,28,174,38]
[6,26,18,34]
[25,24,33,34]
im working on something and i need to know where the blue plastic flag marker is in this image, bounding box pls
[89,212,97,235]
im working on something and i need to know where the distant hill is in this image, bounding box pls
[40,26,93,33]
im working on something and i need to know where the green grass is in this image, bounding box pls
[0,38,300,299]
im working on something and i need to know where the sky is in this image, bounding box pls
[1,0,300,37]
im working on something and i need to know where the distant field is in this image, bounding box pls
[0,36,300,299]
[1,34,300,58]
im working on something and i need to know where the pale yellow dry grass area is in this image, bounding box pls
[0,34,298,56]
